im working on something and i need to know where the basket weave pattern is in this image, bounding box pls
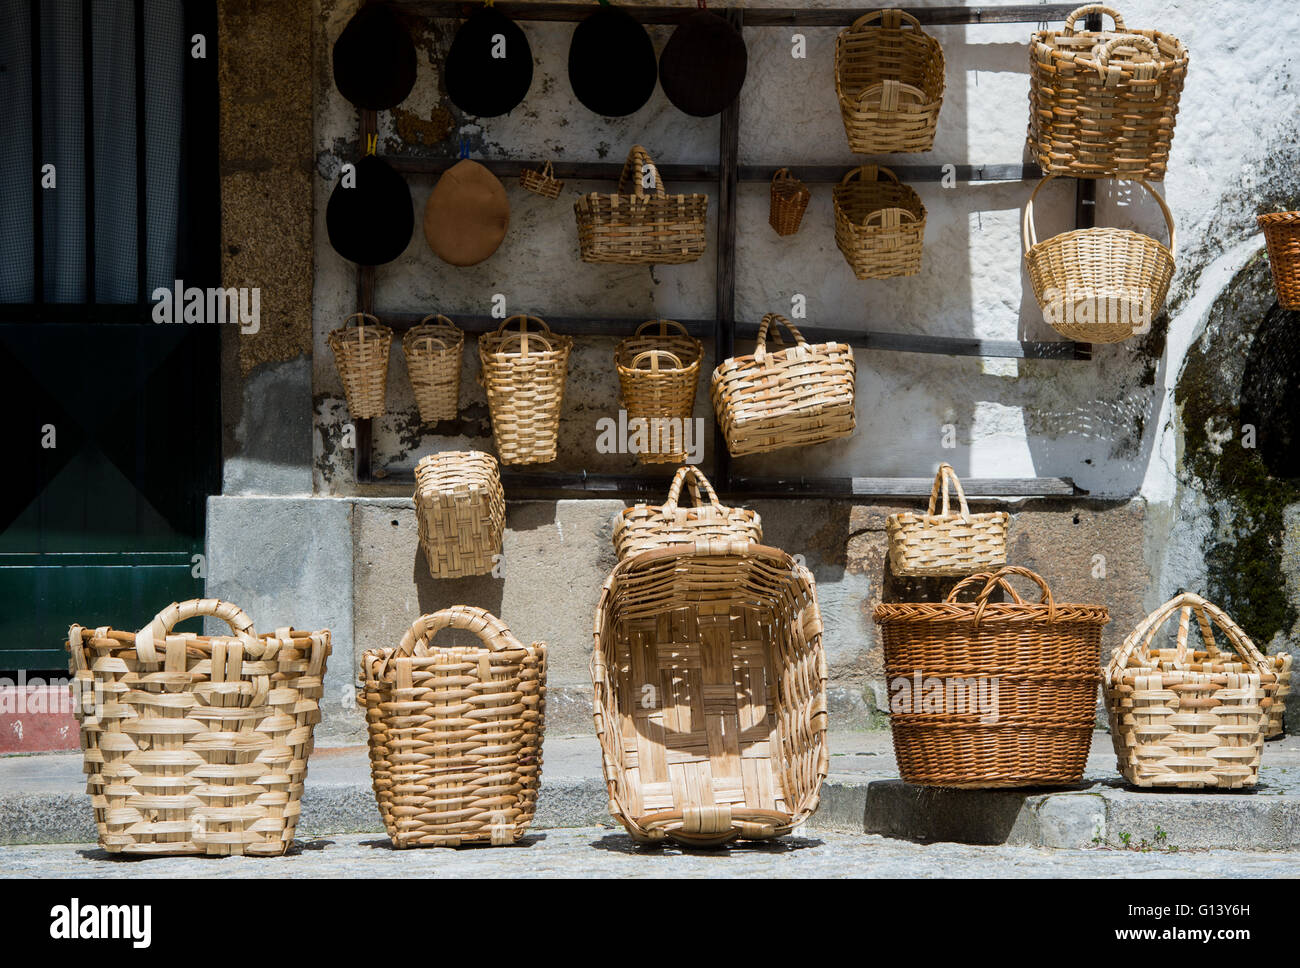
[519,160,564,199]
[414,451,506,579]
[478,315,573,465]
[1265,653,1293,739]
[769,168,810,237]
[1258,212,1300,310]
[886,464,1010,577]
[329,312,393,419]
[833,166,926,279]
[615,319,702,464]
[612,466,762,562]
[402,314,464,424]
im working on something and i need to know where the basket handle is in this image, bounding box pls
[619,145,667,198]
[1093,35,1163,79]
[1109,593,1270,673]
[630,349,683,372]
[946,567,1056,625]
[396,606,517,656]
[633,318,691,339]
[840,165,901,187]
[1063,4,1126,34]
[539,160,555,178]
[1022,175,1175,255]
[417,313,456,328]
[856,79,926,109]
[663,465,723,510]
[344,311,381,329]
[849,8,922,32]
[410,334,449,354]
[772,167,794,185]
[925,463,972,519]
[494,330,554,358]
[492,313,552,338]
[862,207,918,230]
[754,312,807,362]
[134,598,257,664]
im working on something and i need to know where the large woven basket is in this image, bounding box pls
[478,315,573,465]
[612,465,762,562]
[414,450,506,579]
[67,599,330,856]
[1029,5,1189,179]
[402,314,464,424]
[1104,594,1279,789]
[1024,174,1175,343]
[711,313,857,456]
[359,606,546,848]
[833,166,926,280]
[615,319,702,464]
[834,9,944,154]
[575,144,708,265]
[592,541,828,847]
[769,168,810,237]
[873,567,1108,789]
[886,464,1010,577]
[1258,212,1300,310]
[329,311,393,419]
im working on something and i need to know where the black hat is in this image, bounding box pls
[332,4,418,111]
[568,5,657,117]
[326,154,414,266]
[659,10,747,117]
[445,7,534,117]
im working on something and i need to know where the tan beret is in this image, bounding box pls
[423,159,510,267]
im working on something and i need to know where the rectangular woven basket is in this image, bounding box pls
[886,464,1009,577]
[612,465,762,562]
[414,450,506,579]
[832,165,926,279]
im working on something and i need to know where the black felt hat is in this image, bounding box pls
[326,154,414,266]
[332,3,418,111]
[568,4,657,117]
[445,7,534,117]
[659,10,747,117]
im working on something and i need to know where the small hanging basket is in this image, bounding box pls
[328,311,393,419]
[478,315,573,465]
[413,450,506,579]
[519,160,564,199]
[612,465,762,562]
[833,165,925,280]
[769,168,810,237]
[886,464,1010,577]
[614,319,702,464]
[1258,212,1300,311]
[402,314,464,424]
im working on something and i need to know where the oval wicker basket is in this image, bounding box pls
[615,319,702,464]
[1258,212,1300,311]
[769,168,810,237]
[478,315,573,465]
[328,311,393,419]
[886,464,1010,577]
[833,165,926,280]
[413,450,505,579]
[612,465,762,562]
[402,314,464,424]
[519,160,564,200]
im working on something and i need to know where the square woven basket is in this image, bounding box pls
[414,450,506,579]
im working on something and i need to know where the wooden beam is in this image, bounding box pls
[731,476,1081,499]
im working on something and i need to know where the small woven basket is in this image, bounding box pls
[886,464,1010,577]
[711,313,857,456]
[67,599,330,856]
[359,606,546,848]
[1024,175,1176,343]
[612,465,762,562]
[873,567,1109,789]
[414,450,506,579]
[519,160,564,200]
[328,311,393,419]
[1265,652,1293,739]
[769,168,810,237]
[615,319,702,464]
[575,144,708,265]
[1258,212,1300,310]
[834,9,945,154]
[833,165,926,279]
[478,315,573,465]
[402,314,464,424]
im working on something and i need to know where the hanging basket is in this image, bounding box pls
[612,465,762,562]
[402,314,464,424]
[413,450,506,579]
[329,311,393,419]
[360,606,546,848]
[1024,174,1176,343]
[833,165,926,279]
[1258,212,1300,311]
[478,315,573,465]
[834,9,945,154]
[769,168,810,237]
[614,319,702,464]
[519,160,564,199]
[886,464,1010,577]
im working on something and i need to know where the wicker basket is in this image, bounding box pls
[873,567,1108,789]
[1029,5,1189,179]
[769,168,810,237]
[833,165,926,279]
[402,314,464,424]
[67,599,330,856]
[1105,594,1279,789]
[329,311,393,419]
[1024,174,1176,343]
[834,9,945,154]
[575,144,708,265]
[1265,652,1293,739]
[592,541,828,847]
[414,450,506,579]
[478,315,573,465]
[1258,212,1300,310]
[359,606,546,847]
[615,319,703,465]
[612,465,762,562]
[886,464,1010,577]
[711,313,857,457]
[520,160,564,200]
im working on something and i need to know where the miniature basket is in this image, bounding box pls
[574,144,708,265]
[1024,175,1175,343]
[359,606,546,848]
[592,541,828,847]
[1029,5,1189,179]
[886,464,1010,577]
[834,9,945,154]
[478,315,573,465]
[711,313,857,456]
[519,160,564,200]
[769,168,810,237]
[612,465,762,562]
[67,599,330,856]
[402,314,464,424]
[873,567,1108,789]
[1258,212,1300,310]
[615,319,703,464]
[1105,593,1278,789]
[414,450,506,579]
[329,311,393,419]
[833,165,926,279]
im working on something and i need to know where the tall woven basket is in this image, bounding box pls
[478,315,573,465]
[359,606,546,848]
[402,314,464,424]
[414,450,506,579]
[769,168,810,237]
[329,311,393,419]
[1024,175,1175,343]
[615,319,702,464]
[67,599,330,856]
[1258,212,1300,310]
[1029,5,1189,179]
[886,464,1010,577]
[612,465,762,562]
[833,166,926,279]
[873,567,1108,789]
[592,541,829,847]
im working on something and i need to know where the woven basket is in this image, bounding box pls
[769,168,810,237]
[329,311,393,419]
[359,606,546,847]
[414,450,505,579]
[478,315,573,465]
[612,465,762,562]
[1258,212,1300,310]
[402,314,464,424]
[615,319,702,465]
[834,9,945,154]
[711,313,857,456]
[1105,594,1279,789]
[886,464,1010,578]
[1024,174,1176,343]
[833,166,926,280]
[520,160,564,200]
[1265,652,1293,739]
[575,144,708,265]
[873,567,1108,789]
[67,599,330,856]
[592,541,828,847]
[1029,5,1189,179]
